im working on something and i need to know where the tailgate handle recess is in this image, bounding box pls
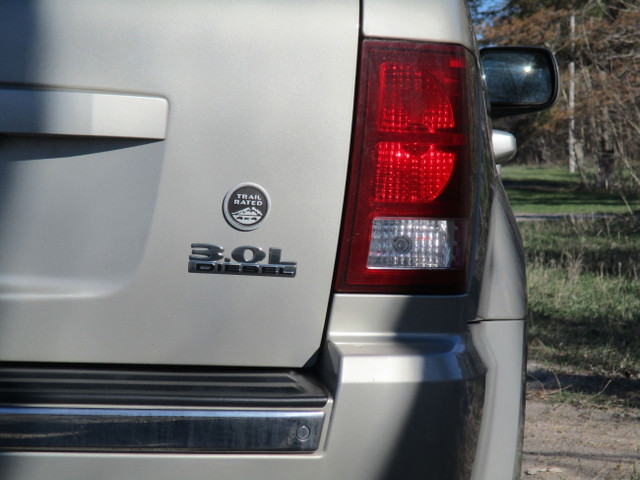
[0,87,168,140]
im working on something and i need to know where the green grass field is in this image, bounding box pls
[502,166,640,408]
[500,165,640,215]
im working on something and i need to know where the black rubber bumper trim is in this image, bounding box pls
[0,365,329,408]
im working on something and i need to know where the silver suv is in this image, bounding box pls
[0,1,557,479]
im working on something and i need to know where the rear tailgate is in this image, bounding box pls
[0,0,359,367]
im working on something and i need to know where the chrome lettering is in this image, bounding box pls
[188,243,296,278]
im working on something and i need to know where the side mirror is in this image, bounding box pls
[480,46,559,118]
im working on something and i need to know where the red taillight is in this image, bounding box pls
[374,142,455,202]
[334,40,477,294]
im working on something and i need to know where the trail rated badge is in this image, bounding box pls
[223,183,271,231]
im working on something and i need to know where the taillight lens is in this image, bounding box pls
[334,40,477,294]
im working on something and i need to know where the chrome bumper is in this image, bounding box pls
[0,367,328,453]
[0,407,324,452]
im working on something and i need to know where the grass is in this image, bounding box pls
[500,165,640,215]
[523,218,640,408]
[521,215,640,279]
[503,166,640,408]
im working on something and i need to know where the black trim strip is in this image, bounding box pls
[0,407,324,452]
[0,366,329,408]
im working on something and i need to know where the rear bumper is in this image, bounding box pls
[0,368,329,453]
[0,333,486,480]
[319,334,486,479]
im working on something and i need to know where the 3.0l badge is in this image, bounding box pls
[223,183,271,231]
[188,244,297,278]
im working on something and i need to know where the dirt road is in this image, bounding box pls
[522,368,640,479]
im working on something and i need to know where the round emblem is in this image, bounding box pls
[223,183,271,231]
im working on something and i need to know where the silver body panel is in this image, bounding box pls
[0,0,528,478]
[0,0,358,367]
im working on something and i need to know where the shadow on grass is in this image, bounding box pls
[506,187,634,209]
[526,368,640,409]
[501,178,578,191]
[527,307,640,408]
[529,313,640,366]
[526,246,640,278]
[502,175,640,214]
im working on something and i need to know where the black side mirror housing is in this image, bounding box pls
[480,46,559,118]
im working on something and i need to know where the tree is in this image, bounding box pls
[477,0,640,192]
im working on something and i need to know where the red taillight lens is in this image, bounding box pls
[334,40,477,294]
[379,62,455,133]
[374,142,456,202]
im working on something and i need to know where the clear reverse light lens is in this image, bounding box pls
[367,218,457,269]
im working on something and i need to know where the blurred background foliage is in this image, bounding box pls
[470,0,640,195]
